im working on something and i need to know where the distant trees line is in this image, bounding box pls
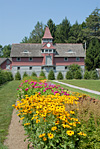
[0,8,100,71]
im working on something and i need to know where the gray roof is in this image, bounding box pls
[0,58,12,65]
[55,43,85,57]
[10,43,85,58]
[10,44,43,57]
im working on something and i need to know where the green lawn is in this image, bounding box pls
[59,79,100,92]
[0,81,21,148]
[51,80,100,100]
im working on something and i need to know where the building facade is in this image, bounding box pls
[10,27,85,78]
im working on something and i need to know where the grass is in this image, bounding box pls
[50,80,100,100]
[59,79,100,92]
[0,80,21,149]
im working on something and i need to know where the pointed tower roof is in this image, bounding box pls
[42,27,53,39]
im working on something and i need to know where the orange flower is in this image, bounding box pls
[43,137,47,141]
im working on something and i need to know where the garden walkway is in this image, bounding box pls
[4,108,33,149]
[53,80,100,95]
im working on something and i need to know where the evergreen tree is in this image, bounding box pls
[85,38,100,70]
[47,19,56,42]
[23,72,28,78]
[39,70,46,78]
[31,72,37,77]
[57,71,63,80]
[15,71,21,80]
[66,71,73,79]
[83,8,100,40]
[48,69,55,80]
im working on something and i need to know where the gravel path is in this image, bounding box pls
[53,80,100,95]
[4,108,29,149]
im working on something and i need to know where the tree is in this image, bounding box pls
[66,71,73,79]
[83,8,100,40]
[68,21,85,43]
[29,21,44,43]
[85,38,100,70]
[15,71,21,80]
[2,44,11,57]
[57,72,63,80]
[48,69,55,80]
[47,19,56,42]
[39,70,46,78]
[68,64,82,78]
[60,17,71,42]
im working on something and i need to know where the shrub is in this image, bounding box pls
[15,71,21,80]
[48,69,55,80]
[31,72,37,77]
[39,70,46,79]
[68,64,82,78]
[66,71,73,79]
[8,72,13,81]
[74,70,82,79]
[23,72,28,79]
[91,70,98,80]
[84,71,91,79]
[57,71,63,80]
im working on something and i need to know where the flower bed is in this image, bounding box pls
[13,79,100,148]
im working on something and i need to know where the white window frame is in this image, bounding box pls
[76,57,80,61]
[16,57,21,61]
[64,57,68,61]
[41,49,44,53]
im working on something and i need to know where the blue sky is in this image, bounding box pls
[0,0,100,46]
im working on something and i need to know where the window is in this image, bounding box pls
[76,57,80,61]
[65,66,67,69]
[41,66,44,69]
[49,49,52,53]
[23,50,29,53]
[45,49,48,53]
[64,57,68,61]
[6,60,10,64]
[29,57,33,61]
[17,67,20,70]
[53,67,56,70]
[16,57,21,61]
[29,67,32,70]
[41,49,44,53]
[53,49,56,53]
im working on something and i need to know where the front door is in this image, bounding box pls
[46,56,52,65]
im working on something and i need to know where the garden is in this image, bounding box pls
[12,77,100,149]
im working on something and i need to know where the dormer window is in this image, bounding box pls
[16,57,21,61]
[23,50,29,53]
[64,57,68,61]
[68,50,73,53]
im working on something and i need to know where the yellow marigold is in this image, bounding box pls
[36,119,40,123]
[24,123,31,126]
[51,126,57,131]
[55,120,59,125]
[70,111,75,115]
[78,132,87,136]
[66,130,74,136]
[43,137,47,141]
[20,117,24,120]
[48,133,54,139]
